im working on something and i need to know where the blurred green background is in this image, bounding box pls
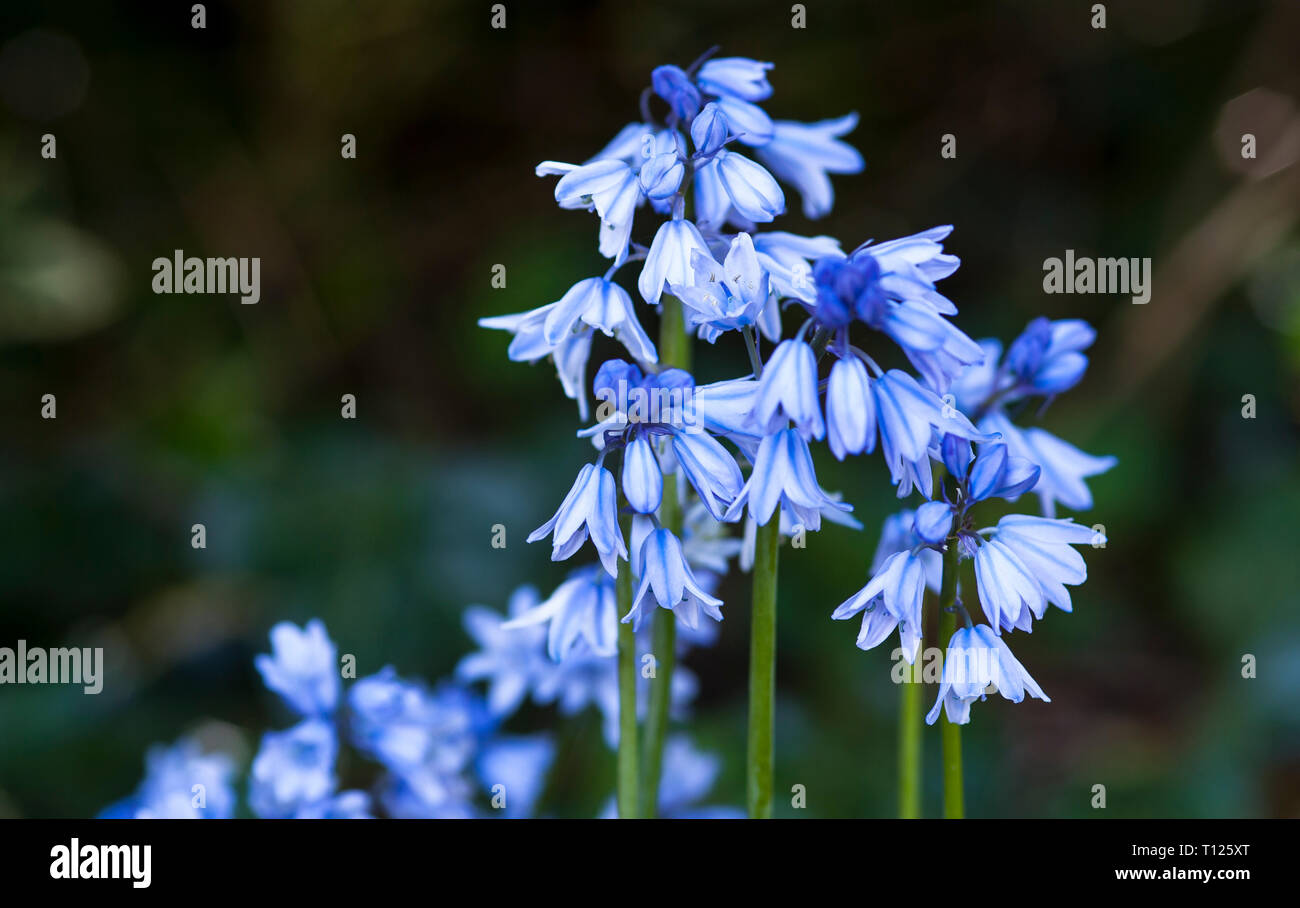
[1,0,1298,818]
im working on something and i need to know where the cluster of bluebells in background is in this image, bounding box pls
[105,50,1114,818]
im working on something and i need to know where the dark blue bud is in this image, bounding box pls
[651,65,701,122]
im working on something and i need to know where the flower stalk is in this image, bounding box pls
[747,515,780,818]
[938,540,964,819]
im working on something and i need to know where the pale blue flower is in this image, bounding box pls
[671,428,745,520]
[249,719,338,819]
[826,355,874,459]
[639,218,713,304]
[756,114,864,218]
[378,767,477,819]
[254,619,339,718]
[544,158,642,261]
[753,339,824,439]
[753,231,843,306]
[672,232,770,341]
[981,410,1117,516]
[926,625,1049,725]
[983,515,1100,619]
[871,369,993,498]
[713,148,784,222]
[690,102,732,157]
[478,305,596,419]
[528,463,628,577]
[624,527,724,631]
[697,57,773,102]
[913,500,954,544]
[724,427,852,526]
[833,547,931,662]
[713,96,775,146]
[622,433,664,513]
[500,564,618,661]
[538,277,658,363]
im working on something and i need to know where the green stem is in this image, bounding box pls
[898,659,923,818]
[747,515,780,818]
[640,294,691,816]
[616,543,640,818]
[938,542,964,819]
[640,476,678,817]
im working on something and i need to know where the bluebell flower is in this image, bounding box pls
[457,585,550,717]
[249,718,338,819]
[753,339,824,439]
[106,737,238,819]
[622,433,664,514]
[753,232,843,307]
[254,619,339,717]
[639,218,713,304]
[477,735,555,819]
[826,356,874,459]
[724,427,852,526]
[542,158,642,261]
[528,462,628,576]
[690,103,732,157]
[624,527,724,631]
[670,428,745,520]
[981,410,1117,516]
[638,130,687,202]
[871,369,994,498]
[502,565,618,661]
[538,277,658,363]
[755,114,864,218]
[712,148,784,223]
[1004,317,1094,397]
[712,96,775,147]
[697,57,774,102]
[926,624,1049,725]
[982,515,1100,625]
[672,232,770,342]
[972,515,1100,634]
[347,670,480,777]
[652,64,702,121]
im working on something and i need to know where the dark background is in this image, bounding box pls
[1,0,1298,818]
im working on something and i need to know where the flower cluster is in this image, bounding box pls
[833,317,1115,725]
[107,50,1116,819]
[103,611,730,818]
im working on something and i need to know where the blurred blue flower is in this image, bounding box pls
[756,114,864,218]
[477,735,556,819]
[697,57,774,102]
[926,624,1049,725]
[249,719,338,819]
[254,619,339,718]
[457,585,551,717]
[102,737,237,819]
